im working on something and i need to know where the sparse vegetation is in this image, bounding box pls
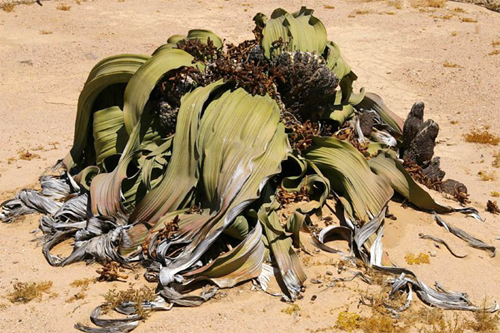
[39,30,53,35]
[452,7,467,13]
[405,252,430,265]
[70,278,95,291]
[491,40,500,47]
[18,150,40,161]
[8,281,53,303]
[350,9,374,17]
[324,5,335,10]
[387,0,402,9]
[66,291,86,303]
[493,152,500,168]
[443,61,460,68]
[336,311,361,332]
[2,3,15,12]
[464,129,500,145]
[411,0,446,8]
[460,17,477,23]
[489,50,500,56]
[56,4,71,11]
[281,303,301,315]
[478,170,496,181]
[491,191,500,197]
[103,286,155,319]
[465,299,500,332]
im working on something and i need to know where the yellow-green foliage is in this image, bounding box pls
[70,278,95,291]
[281,303,301,315]
[104,286,155,319]
[493,153,500,168]
[8,281,53,303]
[405,253,430,265]
[336,311,361,332]
[478,171,496,181]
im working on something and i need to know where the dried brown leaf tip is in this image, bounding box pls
[96,262,128,282]
[486,200,500,214]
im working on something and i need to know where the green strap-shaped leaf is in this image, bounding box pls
[185,29,223,48]
[92,106,128,166]
[368,151,453,213]
[305,137,393,223]
[325,41,351,81]
[122,48,199,134]
[255,7,327,58]
[132,87,290,285]
[126,81,226,228]
[64,54,149,169]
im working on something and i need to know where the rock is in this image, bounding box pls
[402,101,424,151]
[404,119,439,165]
[440,179,468,196]
[359,112,374,137]
[422,157,446,183]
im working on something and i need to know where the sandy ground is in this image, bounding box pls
[0,0,500,332]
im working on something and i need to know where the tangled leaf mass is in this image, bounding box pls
[1,6,497,332]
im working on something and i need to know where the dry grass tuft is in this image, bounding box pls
[281,304,301,315]
[478,170,496,181]
[387,0,402,9]
[2,3,15,12]
[453,7,467,13]
[39,30,53,35]
[18,149,40,161]
[493,152,500,168]
[405,252,430,265]
[412,0,446,8]
[443,61,460,68]
[421,313,466,333]
[56,4,71,11]
[103,285,155,319]
[460,17,477,23]
[66,291,86,303]
[464,129,500,145]
[465,299,500,332]
[493,40,500,47]
[491,191,500,197]
[8,281,53,303]
[489,50,500,56]
[350,9,375,17]
[70,278,95,291]
[324,4,335,9]
[336,311,361,332]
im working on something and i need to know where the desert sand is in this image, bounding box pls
[0,0,500,332]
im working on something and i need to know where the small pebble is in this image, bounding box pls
[310,279,322,284]
[311,295,317,301]
[326,270,333,276]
